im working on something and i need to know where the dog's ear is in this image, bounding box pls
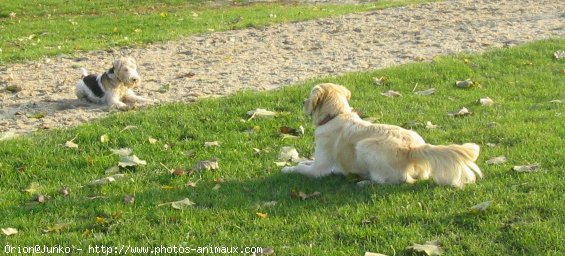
[304,85,325,116]
[126,57,137,67]
[112,59,122,72]
[339,85,351,100]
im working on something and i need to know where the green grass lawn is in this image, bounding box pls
[1,39,563,255]
[0,0,436,63]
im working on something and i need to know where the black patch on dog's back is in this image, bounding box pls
[82,75,104,98]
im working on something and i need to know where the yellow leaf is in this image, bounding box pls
[161,185,174,190]
[256,212,268,219]
[95,216,106,224]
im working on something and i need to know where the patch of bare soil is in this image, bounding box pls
[0,0,563,139]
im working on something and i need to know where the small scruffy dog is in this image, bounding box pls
[75,57,149,108]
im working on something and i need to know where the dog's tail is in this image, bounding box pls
[409,143,481,188]
[79,68,88,78]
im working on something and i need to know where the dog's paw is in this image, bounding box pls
[281,166,295,173]
[297,160,314,166]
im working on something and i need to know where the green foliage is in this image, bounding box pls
[0,40,563,254]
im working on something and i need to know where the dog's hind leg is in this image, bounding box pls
[282,158,337,178]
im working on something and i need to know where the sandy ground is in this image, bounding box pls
[0,0,563,139]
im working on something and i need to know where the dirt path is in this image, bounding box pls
[0,0,563,139]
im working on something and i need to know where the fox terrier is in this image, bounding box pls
[75,57,149,109]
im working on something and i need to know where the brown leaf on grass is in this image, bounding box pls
[185,181,199,188]
[470,200,492,213]
[212,184,221,191]
[23,182,40,194]
[448,107,472,117]
[415,88,436,96]
[486,156,507,165]
[120,125,138,132]
[118,155,147,167]
[110,148,133,156]
[171,169,190,176]
[554,50,565,59]
[123,195,135,205]
[43,224,66,233]
[425,121,439,129]
[372,76,388,86]
[455,79,477,88]
[33,194,49,203]
[256,212,268,219]
[204,141,220,147]
[88,174,127,186]
[148,137,158,144]
[364,252,387,256]
[247,108,277,120]
[280,125,305,137]
[194,159,219,171]
[479,97,495,106]
[406,240,443,256]
[292,191,321,200]
[158,198,195,209]
[64,139,78,149]
[2,228,18,236]
[381,90,402,97]
[512,164,540,173]
[59,186,70,197]
[100,134,109,143]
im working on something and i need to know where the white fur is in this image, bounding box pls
[282,83,482,188]
[75,57,148,109]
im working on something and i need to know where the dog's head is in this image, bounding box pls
[112,57,141,87]
[303,83,352,125]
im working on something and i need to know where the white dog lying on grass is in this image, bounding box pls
[283,83,482,188]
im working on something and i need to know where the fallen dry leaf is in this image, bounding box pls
[554,50,565,59]
[486,156,507,165]
[470,200,492,213]
[256,212,268,219]
[88,174,127,186]
[43,224,65,233]
[59,186,70,197]
[280,126,305,136]
[100,134,109,143]
[548,99,562,104]
[448,107,472,117]
[512,164,540,173]
[171,169,188,176]
[479,97,495,106]
[110,148,133,156]
[148,137,158,144]
[247,108,277,119]
[381,90,402,97]
[33,194,49,203]
[23,182,40,194]
[2,227,18,236]
[372,76,387,86]
[64,139,78,149]
[118,155,147,167]
[364,252,387,256]
[186,181,199,187]
[415,88,436,96]
[278,146,300,162]
[158,198,195,209]
[292,191,321,200]
[194,159,219,171]
[406,240,443,256]
[204,141,220,147]
[123,195,135,204]
[425,121,439,129]
[212,184,221,191]
[456,79,475,88]
[120,125,138,132]
[105,166,120,174]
